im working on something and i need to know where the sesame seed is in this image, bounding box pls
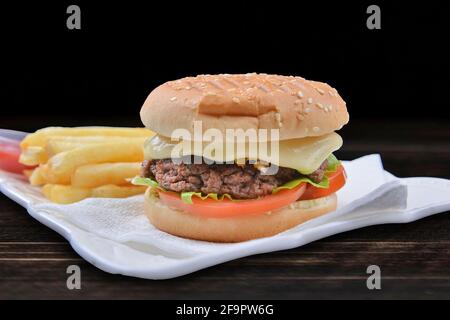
[297,90,304,98]
[275,113,281,122]
[316,103,324,109]
[279,85,290,93]
[307,98,313,104]
[275,113,283,127]
[257,84,270,93]
[232,97,240,103]
[170,97,177,101]
[185,86,191,90]
[316,88,325,95]
[313,126,320,132]
[304,107,311,113]
[328,105,333,111]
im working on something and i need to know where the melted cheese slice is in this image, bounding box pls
[144,133,342,174]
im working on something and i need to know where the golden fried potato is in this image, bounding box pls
[44,142,144,184]
[29,167,47,186]
[90,184,146,198]
[21,127,153,149]
[42,184,91,204]
[71,162,141,188]
[23,169,33,178]
[21,126,153,204]
[19,146,48,166]
[45,136,147,157]
[42,183,146,204]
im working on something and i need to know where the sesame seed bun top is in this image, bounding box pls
[140,73,349,140]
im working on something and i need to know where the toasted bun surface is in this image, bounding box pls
[144,188,337,242]
[140,74,349,140]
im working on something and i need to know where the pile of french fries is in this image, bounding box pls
[20,127,154,204]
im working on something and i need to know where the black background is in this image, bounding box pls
[1,1,449,129]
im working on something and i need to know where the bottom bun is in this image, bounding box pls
[144,188,337,242]
[145,188,337,242]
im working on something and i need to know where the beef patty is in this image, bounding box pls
[141,158,328,199]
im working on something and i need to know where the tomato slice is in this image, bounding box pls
[0,141,29,174]
[157,183,306,218]
[300,164,347,200]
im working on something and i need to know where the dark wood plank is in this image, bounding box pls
[0,196,65,242]
[1,240,450,299]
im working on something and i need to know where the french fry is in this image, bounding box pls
[29,167,47,186]
[90,184,146,198]
[71,162,141,188]
[21,126,154,204]
[42,183,146,204]
[19,146,48,165]
[44,142,144,184]
[42,184,91,204]
[21,127,153,149]
[39,163,50,180]
[23,169,33,178]
[45,136,147,157]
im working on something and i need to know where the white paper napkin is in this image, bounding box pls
[1,154,449,279]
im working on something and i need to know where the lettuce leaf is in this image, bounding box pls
[131,176,161,189]
[132,176,235,204]
[272,175,329,193]
[326,153,340,172]
[181,192,234,204]
[272,154,340,193]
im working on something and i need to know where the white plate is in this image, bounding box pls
[1,155,450,279]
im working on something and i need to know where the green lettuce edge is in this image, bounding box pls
[272,175,329,193]
[272,154,341,193]
[181,192,234,205]
[131,177,235,204]
[326,153,340,173]
[131,176,161,189]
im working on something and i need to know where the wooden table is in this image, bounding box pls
[1,118,449,299]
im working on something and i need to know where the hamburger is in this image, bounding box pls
[134,73,349,242]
